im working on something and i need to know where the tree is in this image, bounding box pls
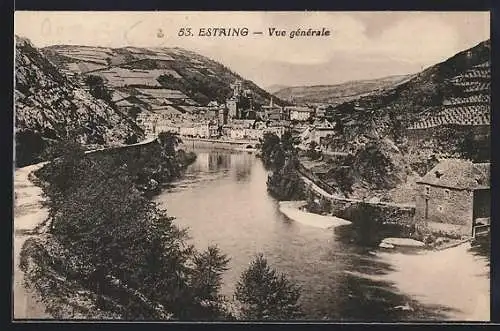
[84,74,113,104]
[234,254,302,320]
[158,131,182,157]
[127,106,142,120]
[36,137,88,203]
[267,157,305,201]
[260,133,281,168]
[280,131,299,155]
[327,166,354,196]
[458,130,490,162]
[125,133,138,145]
[186,246,231,319]
[39,148,220,319]
[190,246,230,302]
[15,130,45,167]
[306,141,321,160]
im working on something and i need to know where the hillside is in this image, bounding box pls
[15,36,144,167]
[273,75,412,105]
[42,45,288,116]
[328,40,490,155]
[315,40,490,200]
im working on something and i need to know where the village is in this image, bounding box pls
[13,11,492,322]
[134,80,335,146]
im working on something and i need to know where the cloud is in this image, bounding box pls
[368,14,461,64]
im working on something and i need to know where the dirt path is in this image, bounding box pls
[13,162,51,319]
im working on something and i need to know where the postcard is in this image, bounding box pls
[13,11,491,322]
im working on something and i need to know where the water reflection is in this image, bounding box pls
[186,151,253,182]
[156,148,489,321]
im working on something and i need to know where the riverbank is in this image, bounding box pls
[15,137,198,319]
[13,138,163,318]
[295,156,479,249]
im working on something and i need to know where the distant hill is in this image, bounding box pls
[42,45,288,115]
[273,75,413,105]
[265,84,290,94]
[15,36,143,167]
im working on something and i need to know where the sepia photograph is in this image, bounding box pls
[13,11,491,322]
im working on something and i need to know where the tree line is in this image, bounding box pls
[259,132,306,201]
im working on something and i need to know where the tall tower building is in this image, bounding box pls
[230,80,243,98]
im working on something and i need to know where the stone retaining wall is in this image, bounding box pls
[299,164,417,245]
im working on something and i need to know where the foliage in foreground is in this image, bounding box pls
[235,254,302,320]
[31,135,303,320]
[33,136,230,320]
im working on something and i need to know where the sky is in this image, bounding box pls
[15,11,490,88]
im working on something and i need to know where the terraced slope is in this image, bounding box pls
[329,40,490,146]
[408,62,490,129]
[42,45,287,112]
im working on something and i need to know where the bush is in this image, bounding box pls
[234,254,302,320]
[259,132,305,200]
[267,158,305,201]
[84,75,113,104]
[305,141,322,160]
[15,130,46,167]
[259,133,281,169]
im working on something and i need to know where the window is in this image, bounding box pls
[445,189,450,199]
[425,186,430,196]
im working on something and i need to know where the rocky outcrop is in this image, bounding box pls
[15,36,143,166]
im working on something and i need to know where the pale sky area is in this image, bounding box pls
[15,11,490,88]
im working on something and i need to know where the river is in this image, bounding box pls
[154,148,490,321]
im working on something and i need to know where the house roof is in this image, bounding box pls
[286,106,313,112]
[417,159,490,190]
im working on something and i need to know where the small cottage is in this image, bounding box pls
[415,159,490,236]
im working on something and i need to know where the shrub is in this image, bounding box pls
[234,254,302,320]
[84,75,113,104]
[305,141,322,160]
[15,130,46,167]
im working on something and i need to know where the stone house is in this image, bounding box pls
[415,159,490,236]
[286,106,314,121]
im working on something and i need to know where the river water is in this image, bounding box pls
[155,148,490,321]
